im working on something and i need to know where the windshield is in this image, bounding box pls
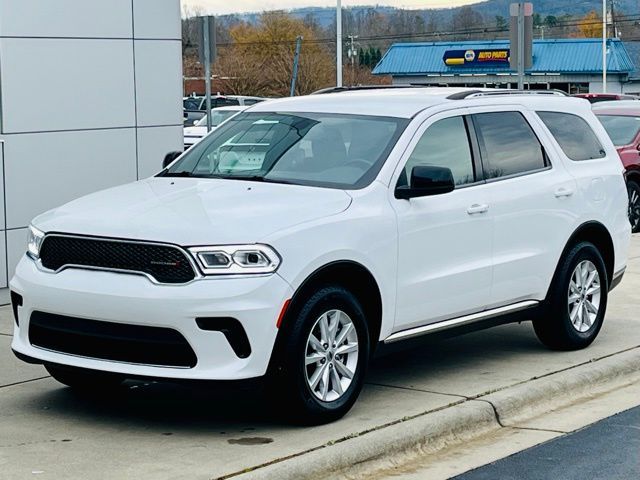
[597,114,640,146]
[162,112,408,189]
[195,109,239,127]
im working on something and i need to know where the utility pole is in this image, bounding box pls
[603,0,607,92]
[198,16,216,133]
[336,0,343,87]
[347,35,358,86]
[290,36,303,97]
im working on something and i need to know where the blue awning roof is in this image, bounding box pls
[372,39,635,76]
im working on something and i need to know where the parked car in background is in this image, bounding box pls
[183,94,266,126]
[11,88,630,423]
[183,106,248,150]
[573,93,638,104]
[594,104,640,232]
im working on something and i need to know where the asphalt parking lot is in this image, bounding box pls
[1,235,639,480]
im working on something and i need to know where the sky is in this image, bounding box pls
[181,0,480,16]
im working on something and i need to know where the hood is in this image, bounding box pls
[33,178,353,246]
[183,126,207,138]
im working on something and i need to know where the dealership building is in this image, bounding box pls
[0,0,183,303]
[373,38,639,95]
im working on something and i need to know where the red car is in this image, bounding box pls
[574,93,638,103]
[594,105,640,232]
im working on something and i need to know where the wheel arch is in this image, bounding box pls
[556,221,615,288]
[271,261,383,365]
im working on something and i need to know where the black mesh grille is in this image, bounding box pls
[29,311,197,368]
[39,235,196,284]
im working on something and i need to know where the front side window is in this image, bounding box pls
[400,116,475,187]
[163,112,408,189]
[596,114,640,147]
[538,111,606,160]
[473,111,546,179]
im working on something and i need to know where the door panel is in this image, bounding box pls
[391,113,493,331]
[469,108,579,306]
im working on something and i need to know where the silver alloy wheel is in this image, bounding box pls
[568,260,601,333]
[304,309,359,402]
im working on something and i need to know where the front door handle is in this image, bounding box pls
[467,204,489,215]
[554,187,575,198]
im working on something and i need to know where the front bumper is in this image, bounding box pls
[10,255,293,380]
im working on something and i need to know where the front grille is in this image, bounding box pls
[39,235,196,284]
[29,311,197,368]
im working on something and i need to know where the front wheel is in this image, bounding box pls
[533,241,608,350]
[268,286,370,424]
[628,180,640,233]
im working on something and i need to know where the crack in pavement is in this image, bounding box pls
[364,382,467,399]
[0,376,50,389]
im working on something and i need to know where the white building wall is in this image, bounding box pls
[0,0,183,303]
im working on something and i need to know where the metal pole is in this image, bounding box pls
[203,16,213,132]
[602,0,607,92]
[290,36,302,97]
[336,0,343,87]
[517,3,524,90]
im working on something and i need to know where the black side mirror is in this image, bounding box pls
[163,151,182,169]
[395,166,455,200]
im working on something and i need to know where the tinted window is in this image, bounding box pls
[596,114,640,146]
[401,116,475,187]
[183,98,201,110]
[164,112,408,189]
[474,112,546,179]
[538,111,606,160]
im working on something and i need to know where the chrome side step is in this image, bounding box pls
[384,300,540,344]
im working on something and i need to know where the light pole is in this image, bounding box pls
[602,0,607,92]
[336,0,343,87]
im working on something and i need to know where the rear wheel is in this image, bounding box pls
[534,242,608,350]
[45,364,124,391]
[628,180,640,233]
[268,285,370,424]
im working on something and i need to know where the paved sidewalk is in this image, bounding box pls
[1,236,639,480]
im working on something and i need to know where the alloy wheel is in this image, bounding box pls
[567,260,601,333]
[304,309,359,402]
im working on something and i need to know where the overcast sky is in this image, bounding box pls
[182,1,480,16]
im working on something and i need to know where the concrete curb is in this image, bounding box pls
[217,347,640,480]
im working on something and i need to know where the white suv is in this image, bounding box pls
[11,88,631,423]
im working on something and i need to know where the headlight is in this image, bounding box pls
[188,244,281,275]
[27,225,45,260]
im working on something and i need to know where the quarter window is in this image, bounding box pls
[473,112,546,179]
[538,111,606,160]
[401,116,475,187]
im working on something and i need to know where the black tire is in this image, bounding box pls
[268,285,370,425]
[628,180,640,234]
[45,364,124,391]
[534,241,608,351]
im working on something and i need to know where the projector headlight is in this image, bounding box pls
[189,244,281,275]
[27,225,45,260]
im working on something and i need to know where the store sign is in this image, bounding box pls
[443,49,510,67]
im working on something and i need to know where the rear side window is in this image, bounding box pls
[473,112,546,179]
[538,111,606,161]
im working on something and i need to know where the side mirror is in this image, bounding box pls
[163,151,182,169]
[395,166,455,200]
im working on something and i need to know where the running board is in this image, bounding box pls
[384,300,540,344]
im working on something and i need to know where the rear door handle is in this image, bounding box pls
[467,204,489,215]
[554,187,574,198]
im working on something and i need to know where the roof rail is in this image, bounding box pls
[312,85,419,95]
[448,89,568,100]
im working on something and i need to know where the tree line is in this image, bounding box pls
[182,5,640,97]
